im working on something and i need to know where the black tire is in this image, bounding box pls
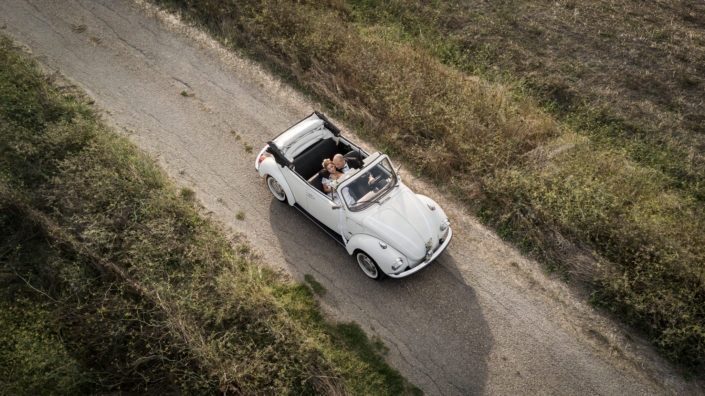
[355,251,384,280]
[266,175,287,202]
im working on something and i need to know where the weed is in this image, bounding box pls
[329,322,421,395]
[235,210,245,220]
[372,335,389,355]
[236,244,250,254]
[0,297,87,394]
[518,238,534,254]
[70,24,86,33]
[304,274,326,296]
[476,207,493,225]
[179,187,195,201]
[496,222,514,241]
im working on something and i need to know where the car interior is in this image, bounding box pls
[290,137,366,196]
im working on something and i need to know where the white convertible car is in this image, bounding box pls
[255,112,452,279]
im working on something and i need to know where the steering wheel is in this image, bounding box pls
[370,174,386,191]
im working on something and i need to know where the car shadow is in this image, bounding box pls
[268,200,491,395]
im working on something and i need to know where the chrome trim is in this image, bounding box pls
[440,219,450,231]
[387,227,453,279]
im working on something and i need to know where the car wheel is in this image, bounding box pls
[356,251,383,280]
[266,175,287,202]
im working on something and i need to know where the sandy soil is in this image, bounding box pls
[1,1,702,394]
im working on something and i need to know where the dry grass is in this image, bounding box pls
[353,0,705,197]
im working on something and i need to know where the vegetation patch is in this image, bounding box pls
[152,0,705,370]
[304,274,327,297]
[0,35,418,394]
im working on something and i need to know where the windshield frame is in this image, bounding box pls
[338,154,398,212]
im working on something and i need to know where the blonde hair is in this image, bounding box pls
[322,158,335,170]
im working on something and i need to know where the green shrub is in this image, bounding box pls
[0,297,88,395]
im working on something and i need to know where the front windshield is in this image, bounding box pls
[340,158,396,211]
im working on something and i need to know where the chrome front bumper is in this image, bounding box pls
[387,227,453,279]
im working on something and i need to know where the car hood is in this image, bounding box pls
[361,187,441,261]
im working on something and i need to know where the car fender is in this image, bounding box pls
[416,194,448,222]
[345,233,408,275]
[258,156,296,205]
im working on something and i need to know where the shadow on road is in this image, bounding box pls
[268,200,491,395]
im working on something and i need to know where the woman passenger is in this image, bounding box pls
[321,159,344,202]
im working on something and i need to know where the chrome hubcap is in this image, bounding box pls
[357,254,377,278]
[267,177,285,200]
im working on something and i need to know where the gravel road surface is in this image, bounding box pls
[1,1,701,394]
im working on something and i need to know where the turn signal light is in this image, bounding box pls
[391,257,404,271]
[258,155,267,164]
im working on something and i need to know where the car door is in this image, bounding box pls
[303,188,344,234]
[281,167,310,205]
[280,167,340,231]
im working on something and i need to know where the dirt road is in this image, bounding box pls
[1,1,700,394]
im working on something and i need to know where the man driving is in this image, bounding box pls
[333,153,374,184]
[332,153,360,173]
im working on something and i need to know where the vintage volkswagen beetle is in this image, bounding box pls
[255,112,452,279]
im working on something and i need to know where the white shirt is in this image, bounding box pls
[322,175,342,203]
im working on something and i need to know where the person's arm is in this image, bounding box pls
[322,177,332,193]
[347,157,374,184]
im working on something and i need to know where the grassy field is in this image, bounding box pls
[0,35,421,395]
[153,0,705,371]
